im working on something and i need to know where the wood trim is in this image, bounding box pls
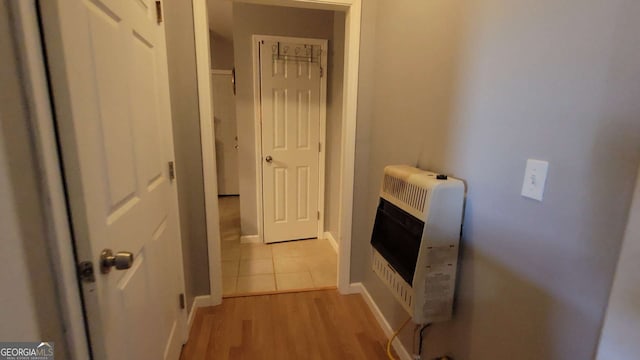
[337,0,361,295]
[235,0,353,11]
[240,234,261,244]
[324,231,339,253]
[252,36,265,244]
[187,295,213,331]
[317,39,329,240]
[211,69,233,75]
[222,286,337,299]
[11,2,91,358]
[348,283,413,360]
[192,0,223,308]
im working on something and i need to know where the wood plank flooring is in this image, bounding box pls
[180,290,394,359]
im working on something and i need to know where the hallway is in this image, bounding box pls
[219,196,338,296]
[180,290,393,359]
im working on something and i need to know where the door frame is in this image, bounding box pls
[193,0,223,307]
[199,0,361,301]
[10,1,91,358]
[253,34,329,244]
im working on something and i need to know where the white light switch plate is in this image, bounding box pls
[521,159,549,201]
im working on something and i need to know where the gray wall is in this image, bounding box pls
[352,0,640,359]
[233,3,344,238]
[597,165,640,359]
[210,30,235,70]
[164,0,210,310]
[0,1,68,356]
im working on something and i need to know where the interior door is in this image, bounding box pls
[212,71,239,195]
[40,0,186,359]
[260,39,323,243]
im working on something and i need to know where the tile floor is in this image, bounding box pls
[218,196,337,296]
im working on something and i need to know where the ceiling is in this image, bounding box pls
[207,0,234,41]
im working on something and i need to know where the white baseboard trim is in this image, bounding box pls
[187,295,213,331]
[240,234,261,244]
[323,231,339,253]
[348,282,412,360]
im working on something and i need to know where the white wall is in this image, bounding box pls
[352,0,640,358]
[597,165,640,359]
[233,3,344,238]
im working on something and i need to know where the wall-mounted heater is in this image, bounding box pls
[371,165,465,324]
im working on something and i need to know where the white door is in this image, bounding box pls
[40,0,186,359]
[260,38,326,243]
[212,71,239,195]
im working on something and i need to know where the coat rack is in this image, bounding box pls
[271,42,322,63]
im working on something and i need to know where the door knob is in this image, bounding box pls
[265,155,273,163]
[100,249,134,274]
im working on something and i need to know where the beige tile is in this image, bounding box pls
[221,240,240,250]
[273,257,308,273]
[220,228,240,242]
[310,269,337,287]
[222,277,237,295]
[222,260,239,278]
[221,248,240,261]
[305,254,338,273]
[240,244,273,259]
[300,240,335,258]
[239,258,274,276]
[275,272,314,291]
[271,241,307,258]
[237,274,276,293]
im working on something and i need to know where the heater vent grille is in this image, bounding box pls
[372,250,413,315]
[382,174,427,213]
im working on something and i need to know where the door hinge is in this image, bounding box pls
[155,1,163,24]
[320,66,324,78]
[179,293,185,310]
[318,142,321,152]
[168,161,175,181]
[78,261,96,283]
[317,211,320,220]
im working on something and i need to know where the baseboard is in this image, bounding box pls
[240,234,261,244]
[323,231,339,253]
[187,295,212,331]
[348,282,413,360]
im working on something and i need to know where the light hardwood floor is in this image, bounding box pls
[180,290,394,359]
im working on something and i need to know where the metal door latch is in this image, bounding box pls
[78,261,96,283]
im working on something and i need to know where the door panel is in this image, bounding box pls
[260,39,323,243]
[40,0,186,359]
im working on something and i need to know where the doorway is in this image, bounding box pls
[208,4,343,297]
[194,0,361,311]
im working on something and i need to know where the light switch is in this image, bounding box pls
[521,159,549,201]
